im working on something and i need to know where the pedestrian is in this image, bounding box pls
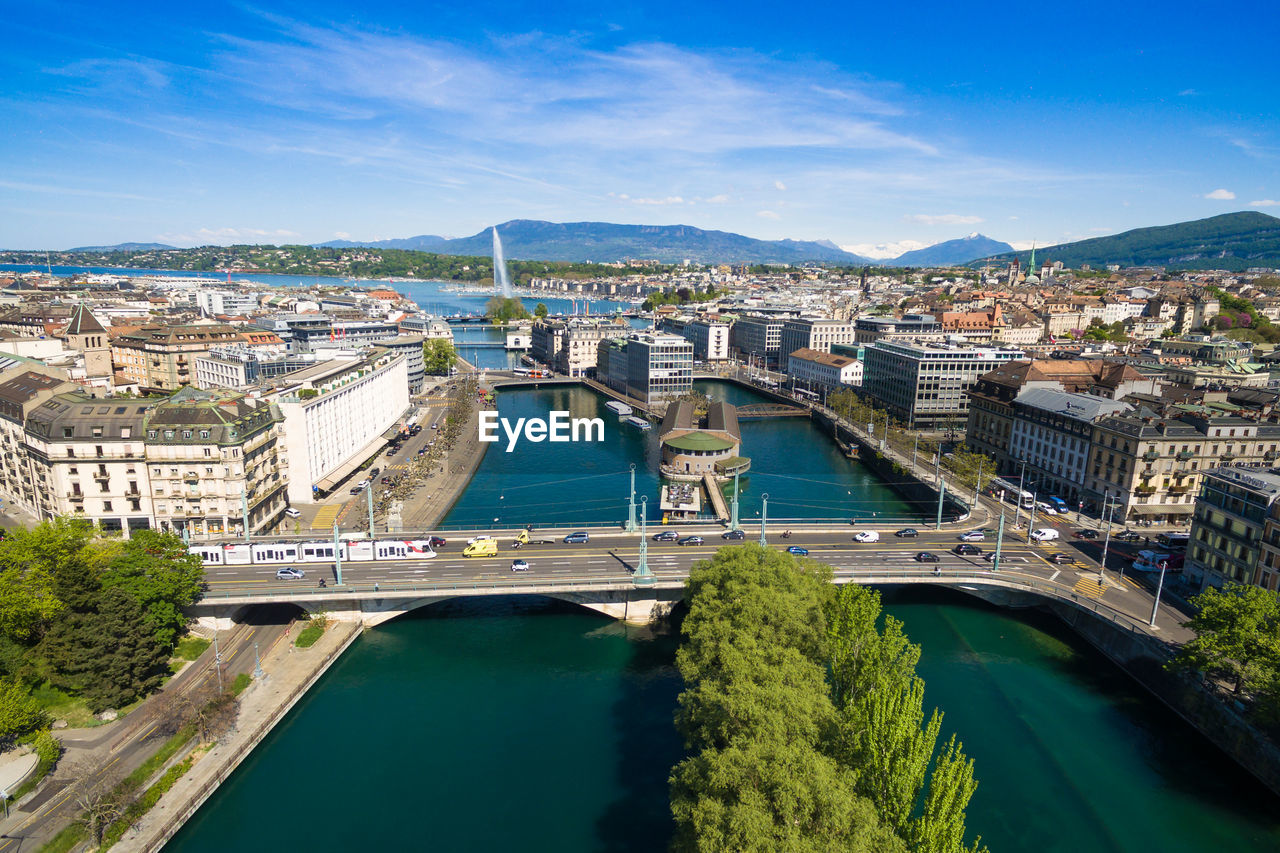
[374,582,380,592]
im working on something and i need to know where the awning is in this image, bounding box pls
[313,434,390,492]
[1129,504,1194,516]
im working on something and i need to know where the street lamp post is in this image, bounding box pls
[992,507,1006,572]
[1015,460,1028,528]
[1027,495,1037,539]
[333,522,344,586]
[1099,495,1117,583]
[366,486,375,537]
[212,627,224,693]
[731,470,741,532]
[973,458,983,508]
[626,464,637,533]
[935,480,946,531]
[759,493,770,546]
[634,496,653,586]
[1149,559,1169,628]
[912,435,919,474]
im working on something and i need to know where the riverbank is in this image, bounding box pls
[116,620,362,852]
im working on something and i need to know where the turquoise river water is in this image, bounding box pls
[165,589,1280,852]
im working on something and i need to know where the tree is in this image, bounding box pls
[534,302,549,318]
[1169,583,1280,695]
[94,530,205,648]
[0,518,96,642]
[484,296,531,323]
[422,338,457,375]
[0,677,49,747]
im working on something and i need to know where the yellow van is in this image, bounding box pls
[463,539,498,558]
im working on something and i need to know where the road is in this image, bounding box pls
[0,619,290,852]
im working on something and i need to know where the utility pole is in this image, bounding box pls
[626,464,637,533]
[333,522,344,586]
[1149,559,1168,628]
[1098,495,1115,584]
[912,434,919,474]
[973,458,983,508]
[1015,460,1028,528]
[935,480,946,531]
[634,496,653,585]
[730,470,741,532]
[241,488,250,542]
[1027,495,1037,540]
[759,493,769,546]
[992,507,1006,572]
[367,486,375,537]
[212,627,224,693]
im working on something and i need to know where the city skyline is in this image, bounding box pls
[2,0,1277,253]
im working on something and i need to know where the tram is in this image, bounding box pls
[188,539,438,566]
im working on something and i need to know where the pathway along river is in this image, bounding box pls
[165,589,1280,852]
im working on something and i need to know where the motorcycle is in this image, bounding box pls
[782,530,792,539]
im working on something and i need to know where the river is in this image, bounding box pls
[163,588,1280,852]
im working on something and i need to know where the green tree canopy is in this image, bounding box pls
[1170,582,1280,695]
[534,302,549,318]
[485,296,531,323]
[0,677,50,746]
[94,530,205,648]
[422,337,458,375]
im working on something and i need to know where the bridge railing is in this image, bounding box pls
[197,566,1160,636]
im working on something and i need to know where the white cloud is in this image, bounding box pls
[703,194,730,204]
[1204,188,1236,200]
[333,231,351,239]
[906,213,984,226]
[1008,241,1037,251]
[1178,88,1198,97]
[630,196,684,205]
[156,226,302,246]
[774,180,787,191]
[756,210,780,219]
[1250,199,1280,207]
[844,240,926,259]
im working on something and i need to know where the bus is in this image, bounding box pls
[1155,532,1190,551]
[988,477,1034,509]
[794,388,819,402]
[1133,550,1184,573]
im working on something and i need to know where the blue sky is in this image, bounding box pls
[2,0,1278,255]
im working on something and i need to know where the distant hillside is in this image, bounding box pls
[888,234,1013,267]
[320,235,447,250]
[980,212,1280,271]
[317,220,871,265]
[66,242,176,252]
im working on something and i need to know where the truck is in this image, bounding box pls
[512,529,555,548]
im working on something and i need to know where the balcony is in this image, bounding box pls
[1134,485,1157,496]
[1265,450,1279,461]
[1141,450,1161,462]
[1168,483,1191,494]
[68,493,84,502]
[1176,450,1195,461]
[1222,451,1237,461]
[1141,468,1157,478]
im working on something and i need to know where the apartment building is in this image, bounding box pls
[862,341,1022,430]
[1007,389,1132,504]
[0,369,78,517]
[786,347,863,392]
[112,324,284,392]
[660,317,730,361]
[24,392,154,536]
[1185,467,1280,592]
[853,314,945,345]
[1085,409,1280,524]
[144,387,287,539]
[196,290,260,318]
[967,360,1158,470]
[1159,335,1255,365]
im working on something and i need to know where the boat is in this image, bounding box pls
[625,416,651,431]
[606,401,633,416]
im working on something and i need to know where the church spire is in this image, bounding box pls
[1028,241,1036,274]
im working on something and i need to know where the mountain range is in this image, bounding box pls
[981,212,1280,272]
[66,242,177,252]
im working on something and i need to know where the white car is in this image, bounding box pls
[959,531,986,542]
[284,507,301,519]
[510,560,529,572]
[853,531,880,543]
[1029,528,1060,542]
[1036,502,1058,515]
[467,535,496,545]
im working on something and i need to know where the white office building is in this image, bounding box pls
[862,341,1023,429]
[786,347,863,391]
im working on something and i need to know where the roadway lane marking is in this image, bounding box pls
[552,569,571,573]
[443,572,461,577]
[1050,570,1061,582]
[552,561,570,565]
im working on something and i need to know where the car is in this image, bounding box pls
[1029,528,1060,542]
[1047,552,1074,564]
[283,507,301,519]
[357,478,371,489]
[385,448,397,457]
[853,531,880,543]
[1074,529,1099,540]
[895,528,919,538]
[1114,530,1143,542]
[349,486,363,495]
[563,531,590,544]
[953,544,983,555]
[467,535,495,545]
[959,531,985,541]
[432,423,440,429]
[275,567,305,580]
[915,552,939,562]
[426,536,446,547]
[370,467,380,477]
[653,530,680,542]
[786,545,809,555]
[678,536,704,546]
[510,560,529,572]
[721,529,746,540]
[418,448,427,455]
[1036,502,1058,515]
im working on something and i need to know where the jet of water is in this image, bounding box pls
[492,226,513,299]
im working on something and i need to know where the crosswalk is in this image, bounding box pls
[311,504,341,531]
[1072,575,1108,599]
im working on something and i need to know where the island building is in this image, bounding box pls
[658,401,749,481]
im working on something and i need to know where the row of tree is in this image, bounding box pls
[0,520,205,742]
[670,545,985,852]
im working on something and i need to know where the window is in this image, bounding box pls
[121,427,131,439]
[103,501,112,512]
[148,430,157,439]
[62,427,73,438]
[92,426,103,437]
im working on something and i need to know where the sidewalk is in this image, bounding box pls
[116,621,362,852]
